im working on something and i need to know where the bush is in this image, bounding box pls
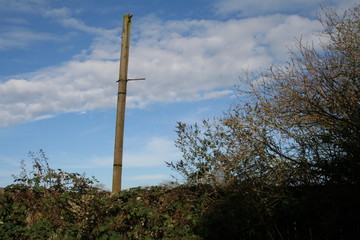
[0,151,212,239]
[1,152,359,239]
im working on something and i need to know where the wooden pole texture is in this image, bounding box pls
[112,14,132,194]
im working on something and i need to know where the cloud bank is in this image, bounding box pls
[0,2,327,127]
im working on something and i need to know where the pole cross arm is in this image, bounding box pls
[116,78,146,82]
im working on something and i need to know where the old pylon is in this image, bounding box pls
[112,14,145,194]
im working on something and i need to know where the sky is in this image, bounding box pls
[0,0,357,190]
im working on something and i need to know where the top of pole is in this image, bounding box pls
[119,14,132,82]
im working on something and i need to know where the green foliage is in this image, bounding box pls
[12,149,99,193]
[0,150,110,239]
[196,182,360,240]
[0,151,359,239]
[0,150,210,239]
[97,185,210,239]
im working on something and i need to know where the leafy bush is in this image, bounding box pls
[1,150,359,239]
[0,150,110,239]
[0,150,211,239]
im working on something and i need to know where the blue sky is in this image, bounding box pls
[0,0,356,190]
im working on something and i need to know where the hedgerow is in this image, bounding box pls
[1,150,360,239]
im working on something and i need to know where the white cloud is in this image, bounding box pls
[42,7,71,18]
[0,0,48,14]
[0,11,324,126]
[201,90,234,100]
[0,59,118,126]
[0,3,111,52]
[0,28,59,50]
[58,136,179,169]
[124,136,180,167]
[213,0,358,17]
[178,106,212,124]
[43,7,107,35]
[127,14,321,103]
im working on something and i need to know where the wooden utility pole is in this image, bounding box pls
[112,14,145,194]
[112,14,132,194]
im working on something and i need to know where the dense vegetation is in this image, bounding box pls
[0,151,204,239]
[1,6,359,240]
[1,152,359,239]
[1,151,359,239]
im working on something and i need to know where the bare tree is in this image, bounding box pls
[168,5,360,186]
